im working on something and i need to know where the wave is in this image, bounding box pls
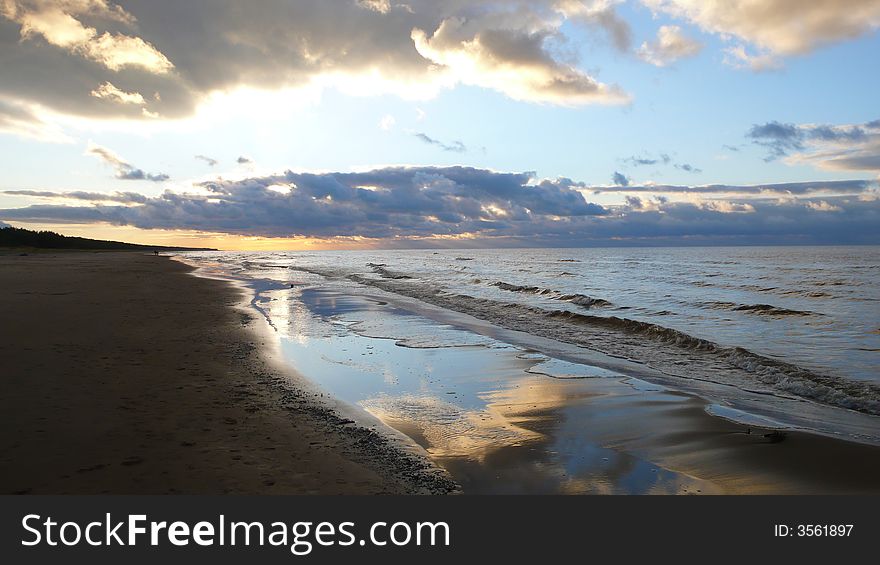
[367,262,412,280]
[292,266,879,416]
[490,281,611,308]
[779,289,833,298]
[705,301,816,317]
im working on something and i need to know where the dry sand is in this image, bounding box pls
[0,252,454,494]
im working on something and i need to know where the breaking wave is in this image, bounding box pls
[704,302,816,317]
[491,281,611,308]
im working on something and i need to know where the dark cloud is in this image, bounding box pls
[116,169,169,182]
[612,171,629,186]
[3,190,148,204]
[621,152,699,173]
[237,156,252,164]
[195,155,218,167]
[675,163,702,173]
[1,166,877,246]
[624,195,643,209]
[594,179,874,195]
[86,143,170,182]
[582,197,880,246]
[623,153,671,167]
[414,133,466,153]
[748,119,875,161]
[0,166,609,239]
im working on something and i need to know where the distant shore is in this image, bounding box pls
[0,252,453,494]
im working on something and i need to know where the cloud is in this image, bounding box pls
[236,156,253,165]
[675,163,701,173]
[414,132,466,153]
[356,0,392,14]
[806,200,843,213]
[0,98,71,141]
[89,81,146,105]
[0,0,635,131]
[1,0,173,73]
[1,166,877,245]
[3,189,147,203]
[642,0,880,63]
[623,153,671,167]
[412,16,630,105]
[612,171,629,186]
[86,141,169,181]
[621,151,699,173]
[0,166,609,239]
[195,154,218,167]
[0,220,10,228]
[555,0,632,52]
[637,25,702,67]
[378,114,396,131]
[722,45,781,72]
[593,179,875,195]
[747,119,880,171]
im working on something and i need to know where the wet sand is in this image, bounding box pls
[0,252,453,494]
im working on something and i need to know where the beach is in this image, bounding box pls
[0,252,453,494]
[2,250,879,495]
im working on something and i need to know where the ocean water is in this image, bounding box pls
[180,246,880,453]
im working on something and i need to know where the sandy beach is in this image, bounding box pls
[0,252,453,494]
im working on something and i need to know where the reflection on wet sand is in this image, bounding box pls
[367,376,720,494]
[272,287,721,494]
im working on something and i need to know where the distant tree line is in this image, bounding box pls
[0,226,214,251]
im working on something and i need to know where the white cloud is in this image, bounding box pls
[89,81,146,105]
[378,114,396,130]
[356,0,392,14]
[412,17,630,106]
[722,45,781,72]
[643,0,880,59]
[2,0,174,73]
[806,200,842,212]
[637,25,702,67]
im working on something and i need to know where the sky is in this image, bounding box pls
[0,0,878,249]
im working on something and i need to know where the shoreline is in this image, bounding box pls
[0,252,454,494]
